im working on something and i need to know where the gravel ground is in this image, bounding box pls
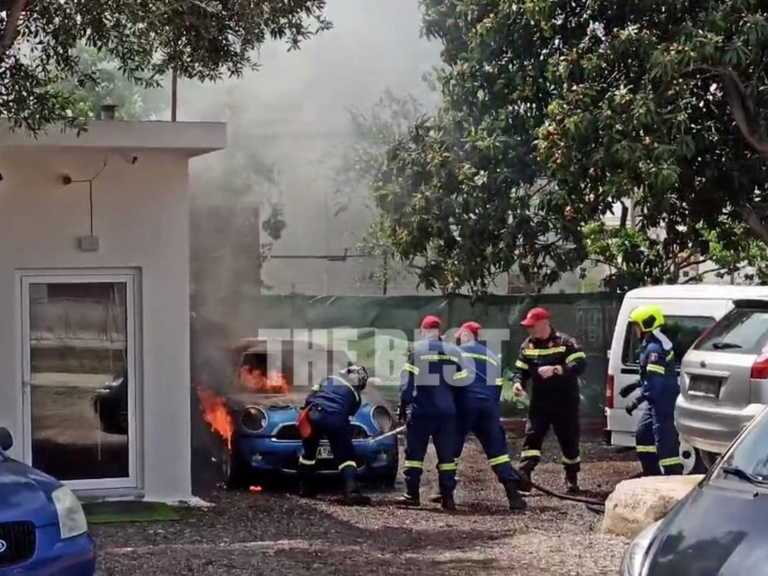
[93,437,637,576]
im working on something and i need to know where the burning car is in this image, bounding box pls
[198,339,399,489]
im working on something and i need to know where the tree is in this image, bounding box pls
[368,2,584,296]
[0,0,330,132]
[333,90,428,294]
[533,0,768,283]
[61,46,167,121]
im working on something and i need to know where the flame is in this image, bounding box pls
[197,387,233,450]
[240,368,290,394]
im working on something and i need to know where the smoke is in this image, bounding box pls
[186,0,440,316]
[186,3,437,491]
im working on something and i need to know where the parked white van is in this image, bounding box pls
[606,285,768,473]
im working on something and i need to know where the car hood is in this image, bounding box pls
[0,458,60,526]
[647,483,768,576]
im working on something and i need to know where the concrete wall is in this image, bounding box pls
[0,148,192,502]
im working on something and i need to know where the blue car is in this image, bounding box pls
[0,428,95,575]
[219,391,399,489]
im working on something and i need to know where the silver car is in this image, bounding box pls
[676,299,768,468]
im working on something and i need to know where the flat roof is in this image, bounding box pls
[627,284,768,299]
[0,120,226,157]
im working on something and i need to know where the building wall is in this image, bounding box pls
[0,148,192,502]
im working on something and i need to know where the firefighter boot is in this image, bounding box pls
[518,462,534,496]
[504,481,527,512]
[341,468,371,506]
[565,469,580,495]
[298,465,317,498]
[398,474,421,507]
[441,492,457,512]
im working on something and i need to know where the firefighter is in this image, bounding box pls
[622,305,683,476]
[298,365,371,505]
[512,307,586,494]
[452,321,527,511]
[398,315,462,511]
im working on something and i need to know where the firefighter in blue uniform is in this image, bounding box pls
[452,321,526,511]
[622,305,683,476]
[512,307,587,494]
[298,365,371,505]
[398,315,462,511]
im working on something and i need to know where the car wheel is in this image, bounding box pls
[680,441,706,475]
[221,444,247,490]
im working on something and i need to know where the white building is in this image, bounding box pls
[0,120,225,502]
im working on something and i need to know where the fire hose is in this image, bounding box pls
[374,425,606,512]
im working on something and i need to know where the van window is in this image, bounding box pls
[694,308,768,355]
[622,316,716,366]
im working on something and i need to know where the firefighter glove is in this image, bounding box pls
[619,381,641,399]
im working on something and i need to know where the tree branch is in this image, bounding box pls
[0,0,28,59]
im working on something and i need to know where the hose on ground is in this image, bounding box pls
[529,479,606,508]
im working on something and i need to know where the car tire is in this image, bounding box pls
[380,465,398,489]
[680,441,706,475]
[221,444,248,490]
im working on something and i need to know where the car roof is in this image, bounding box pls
[626,284,768,300]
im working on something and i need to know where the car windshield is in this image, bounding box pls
[717,409,768,482]
[695,308,768,355]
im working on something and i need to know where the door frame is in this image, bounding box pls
[18,269,141,491]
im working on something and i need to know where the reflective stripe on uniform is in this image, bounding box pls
[438,461,458,472]
[494,378,505,386]
[404,460,423,469]
[660,457,683,468]
[402,363,420,375]
[488,454,511,467]
[299,457,316,466]
[521,450,542,459]
[461,352,499,366]
[338,460,357,471]
[565,352,586,365]
[515,360,530,370]
[636,445,657,453]
[561,456,581,465]
[647,364,666,375]
[419,354,460,362]
[522,346,567,357]
[666,351,675,361]
[454,370,469,380]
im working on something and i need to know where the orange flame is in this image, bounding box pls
[197,387,234,451]
[240,368,290,394]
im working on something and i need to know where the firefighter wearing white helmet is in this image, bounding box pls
[620,305,683,476]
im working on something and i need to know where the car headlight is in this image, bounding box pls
[241,406,268,432]
[372,405,394,433]
[51,486,88,539]
[621,520,661,576]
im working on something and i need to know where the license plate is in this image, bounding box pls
[689,377,722,398]
[317,445,333,459]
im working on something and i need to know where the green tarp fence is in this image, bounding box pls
[193,293,623,419]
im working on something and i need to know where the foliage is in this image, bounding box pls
[533,0,768,285]
[334,90,428,293]
[367,0,768,294]
[369,1,584,295]
[60,46,167,121]
[0,0,330,132]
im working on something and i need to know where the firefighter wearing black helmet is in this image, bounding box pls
[298,365,371,505]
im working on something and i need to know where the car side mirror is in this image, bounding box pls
[0,427,13,451]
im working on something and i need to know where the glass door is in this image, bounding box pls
[21,272,138,490]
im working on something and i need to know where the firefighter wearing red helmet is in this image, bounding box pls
[451,321,526,511]
[513,307,587,494]
[398,315,463,511]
